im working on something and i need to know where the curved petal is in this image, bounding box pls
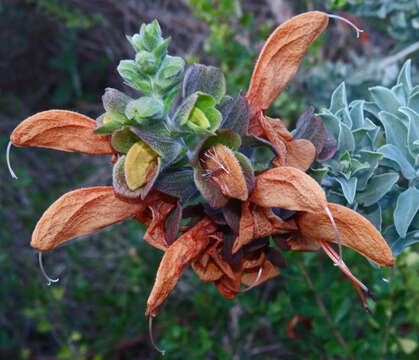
[233,201,297,253]
[11,110,114,154]
[146,217,217,317]
[284,139,316,171]
[249,167,327,212]
[298,203,394,266]
[246,12,329,112]
[241,260,280,287]
[31,187,146,251]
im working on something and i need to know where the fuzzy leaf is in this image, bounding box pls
[183,63,226,104]
[400,107,419,157]
[102,88,132,123]
[336,123,355,159]
[349,100,365,129]
[117,60,152,95]
[129,127,182,167]
[379,144,416,180]
[317,130,338,162]
[125,96,164,123]
[294,110,326,156]
[11,110,113,155]
[246,11,328,111]
[408,91,419,113]
[384,226,419,257]
[220,95,250,135]
[336,177,357,204]
[111,127,140,153]
[370,86,402,114]
[397,59,412,97]
[194,166,228,208]
[113,156,142,198]
[154,168,196,203]
[330,82,348,114]
[394,187,419,238]
[234,152,255,194]
[356,172,399,207]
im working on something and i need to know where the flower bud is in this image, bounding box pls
[117,60,152,95]
[135,51,159,74]
[102,88,132,123]
[171,92,222,135]
[155,55,185,93]
[125,96,164,124]
[139,20,163,51]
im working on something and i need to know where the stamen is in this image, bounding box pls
[318,240,374,315]
[328,14,364,39]
[241,265,263,293]
[325,206,343,265]
[38,252,59,286]
[148,315,166,356]
[6,141,18,179]
[382,265,395,283]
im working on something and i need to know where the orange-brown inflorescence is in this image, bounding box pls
[9,11,394,352]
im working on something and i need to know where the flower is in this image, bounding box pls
[8,12,396,354]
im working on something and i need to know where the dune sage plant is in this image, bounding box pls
[8,13,399,353]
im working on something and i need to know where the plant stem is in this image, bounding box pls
[297,259,356,360]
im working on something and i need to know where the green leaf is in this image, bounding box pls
[155,55,185,93]
[356,172,399,207]
[370,86,402,114]
[329,82,347,114]
[349,100,365,129]
[111,127,140,153]
[336,176,357,204]
[397,59,412,97]
[154,168,196,203]
[378,111,413,162]
[129,127,182,167]
[336,123,355,159]
[394,187,419,238]
[220,95,250,136]
[94,120,122,135]
[384,226,419,256]
[102,88,132,123]
[319,109,340,139]
[399,107,419,157]
[360,204,382,231]
[125,96,164,123]
[183,63,226,104]
[117,60,152,95]
[379,144,416,180]
[408,91,419,113]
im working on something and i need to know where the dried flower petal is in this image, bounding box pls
[284,139,316,171]
[192,259,224,282]
[241,260,280,287]
[31,187,146,251]
[246,12,329,112]
[11,110,114,154]
[233,201,297,253]
[146,217,217,317]
[250,167,327,212]
[286,233,321,252]
[201,144,248,201]
[298,203,394,266]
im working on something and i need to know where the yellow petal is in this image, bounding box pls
[246,12,329,112]
[124,141,158,190]
[249,167,327,212]
[10,110,113,154]
[31,187,146,251]
[298,203,394,266]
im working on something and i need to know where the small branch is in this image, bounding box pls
[378,41,419,69]
[297,259,356,360]
[379,296,394,360]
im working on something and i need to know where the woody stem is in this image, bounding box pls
[297,259,356,360]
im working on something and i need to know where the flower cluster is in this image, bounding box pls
[9,12,394,353]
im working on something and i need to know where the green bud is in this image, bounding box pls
[171,92,222,135]
[155,55,185,93]
[125,96,164,124]
[117,60,152,95]
[126,34,143,52]
[153,37,170,61]
[135,51,159,74]
[102,88,131,123]
[139,20,163,51]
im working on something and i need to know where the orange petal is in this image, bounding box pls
[233,201,297,253]
[146,217,217,317]
[241,260,280,287]
[298,203,394,266]
[192,260,224,283]
[258,114,289,166]
[31,187,146,251]
[133,191,177,251]
[246,12,329,112]
[214,273,242,299]
[10,110,114,154]
[201,144,248,201]
[250,167,327,212]
[286,233,320,252]
[285,139,316,171]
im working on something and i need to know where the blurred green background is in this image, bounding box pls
[1,0,418,359]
